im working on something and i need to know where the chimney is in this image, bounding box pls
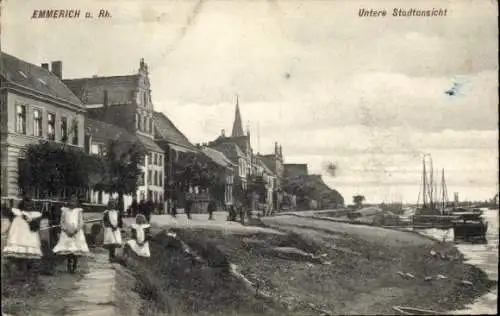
[279,145,283,157]
[51,61,62,79]
[41,63,49,70]
[275,142,279,155]
[221,129,225,137]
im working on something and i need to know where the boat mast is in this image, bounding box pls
[441,169,449,209]
[429,156,434,209]
[422,156,427,208]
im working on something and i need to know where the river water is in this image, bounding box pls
[414,209,498,315]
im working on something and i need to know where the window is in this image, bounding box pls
[153,171,158,186]
[71,118,78,145]
[33,109,42,137]
[91,144,100,155]
[148,153,152,165]
[15,104,26,134]
[143,117,147,132]
[61,117,68,142]
[142,92,147,107]
[47,112,55,140]
[148,170,152,185]
[159,154,163,166]
[153,153,157,165]
[159,172,163,187]
[149,119,153,134]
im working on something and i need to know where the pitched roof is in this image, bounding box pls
[211,142,244,161]
[201,147,235,169]
[259,160,275,176]
[63,75,138,105]
[0,52,83,106]
[212,135,251,155]
[153,111,196,150]
[85,119,137,143]
[260,156,277,174]
[136,134,164,153]
[284,164,309,178]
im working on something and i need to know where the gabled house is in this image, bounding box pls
[153,110,198,208]
[1,53,85,199]
[84,118,140,208]
[200,146,235,206]
[255,154,276,209]
[63,59,165,205]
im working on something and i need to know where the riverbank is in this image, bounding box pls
[125,218,496,315]
[2,213,496,315]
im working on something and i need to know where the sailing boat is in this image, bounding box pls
[415,155,441,216]
[413,155,453,228]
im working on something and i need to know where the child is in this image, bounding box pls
[102,199,123,262]
[3,196,43,271]
[125,214,151,258]
[52,195,89,273]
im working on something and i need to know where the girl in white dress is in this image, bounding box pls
[3,197,43,270]
[102,199,123,262]
[52,195,89,273]
[125,214,151,258]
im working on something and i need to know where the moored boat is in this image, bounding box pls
[453,212,488,241]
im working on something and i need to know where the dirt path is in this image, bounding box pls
[264,215,433,247]
[2,248,119,316]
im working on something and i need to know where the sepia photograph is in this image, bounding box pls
[0,0,498,315]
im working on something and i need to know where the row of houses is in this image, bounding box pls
[1,52,340,211]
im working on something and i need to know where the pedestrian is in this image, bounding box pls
[102,199,123,262]
[145,197,154,223]
[185,194,193,220]
[207,197,216,220]
[171,198,177,218]
[228,205,236,221]
[3,196,43,272]
[52,194,89,274]
[130,198,138,218]
[47,202,62,248]
[125,214,151,258]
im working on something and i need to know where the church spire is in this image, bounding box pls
[231,95,244,137]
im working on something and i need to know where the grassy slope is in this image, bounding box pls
[130,225,496,315]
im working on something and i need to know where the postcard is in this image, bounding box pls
[1,0,498,315]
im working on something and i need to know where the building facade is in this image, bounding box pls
[64,59,165,206]
[200,146,235,206]
[1,53,85,199]
[84,118,140,208]
[153,111,198,209]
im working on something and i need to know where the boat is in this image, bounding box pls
[392,305,442,315]
[452,212,488,241]
[412,157,454,228]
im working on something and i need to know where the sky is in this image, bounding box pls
[1,0,498,204]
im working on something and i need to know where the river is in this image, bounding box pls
[414,209,498,315]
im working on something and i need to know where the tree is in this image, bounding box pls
[98,139,145,210]
[353,195,366,209]
[18,141,101,199]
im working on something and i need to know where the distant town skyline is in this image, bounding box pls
[2,0,498,203]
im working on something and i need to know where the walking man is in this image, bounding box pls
[185,193,193,220]
[207,197,216,220]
